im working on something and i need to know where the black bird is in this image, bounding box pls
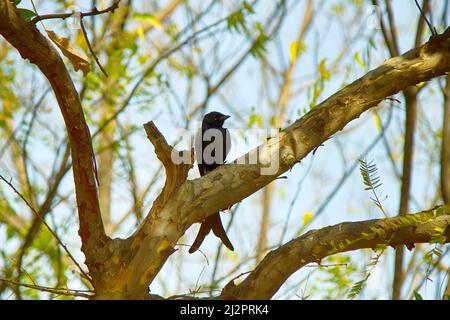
[189,111,234,254]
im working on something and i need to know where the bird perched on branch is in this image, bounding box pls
[189,111,234,254]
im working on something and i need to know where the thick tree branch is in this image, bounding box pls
[222,206,450,299]
[93,122,194,299]
[0,0,107,287]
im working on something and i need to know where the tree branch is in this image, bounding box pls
[93,122,194,299]
[0,0,107,288]
[143,121,193,201]
[222,206,450,299]
[30,0,120,24]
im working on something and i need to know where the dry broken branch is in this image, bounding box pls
[143,121,194,204]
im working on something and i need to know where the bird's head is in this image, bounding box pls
[202,111,230,128]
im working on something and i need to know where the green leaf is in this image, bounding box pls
[18,8,36,22]
[133,13,162,31]
[413,291,423,300]
[354,51,366,69]
[269,115,276,126]
[319,59,330,80]
[331,4,345,15]
[227,10,246,32]
[15,0,22,4]
[256,114,263,128]
[248,113,257,128]
[243,1,255,14]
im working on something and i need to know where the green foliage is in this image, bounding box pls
[227,9,246,32]
[227,1,254,33]
[359,158,388,217]
[250,22,270,59]
[0,50,18,131]
[413,291,423,300]
[354,51,366,69]
[309,255,358,300]
[289,40,307,64]
[226,2,269,59]
[350,0,364,7]
[420,224,447,292]
[331,4,345,16]
[348,248,385,299]
[17,8,36,22]
[247,112,262,128]
[307,59,330,110]
[430,226,447,245]
[242,1,255,14]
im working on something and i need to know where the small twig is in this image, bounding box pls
[31,0,121,24]
[304,263,348,268]
[228,271,252,283]
[414,0,437,36]
[0,277,93,298]
[175,243,210,265]
[0,174,91,283]
[298,268,312,300]
[79,17,108,77]
[193,265,207,298]
[167,289,222,300]
[385,97,401,104]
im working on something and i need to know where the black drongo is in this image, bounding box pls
[189,111,234,254]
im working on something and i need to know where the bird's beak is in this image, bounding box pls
[220,115,231,121]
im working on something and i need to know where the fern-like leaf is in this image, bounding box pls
[359,158,388,217]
